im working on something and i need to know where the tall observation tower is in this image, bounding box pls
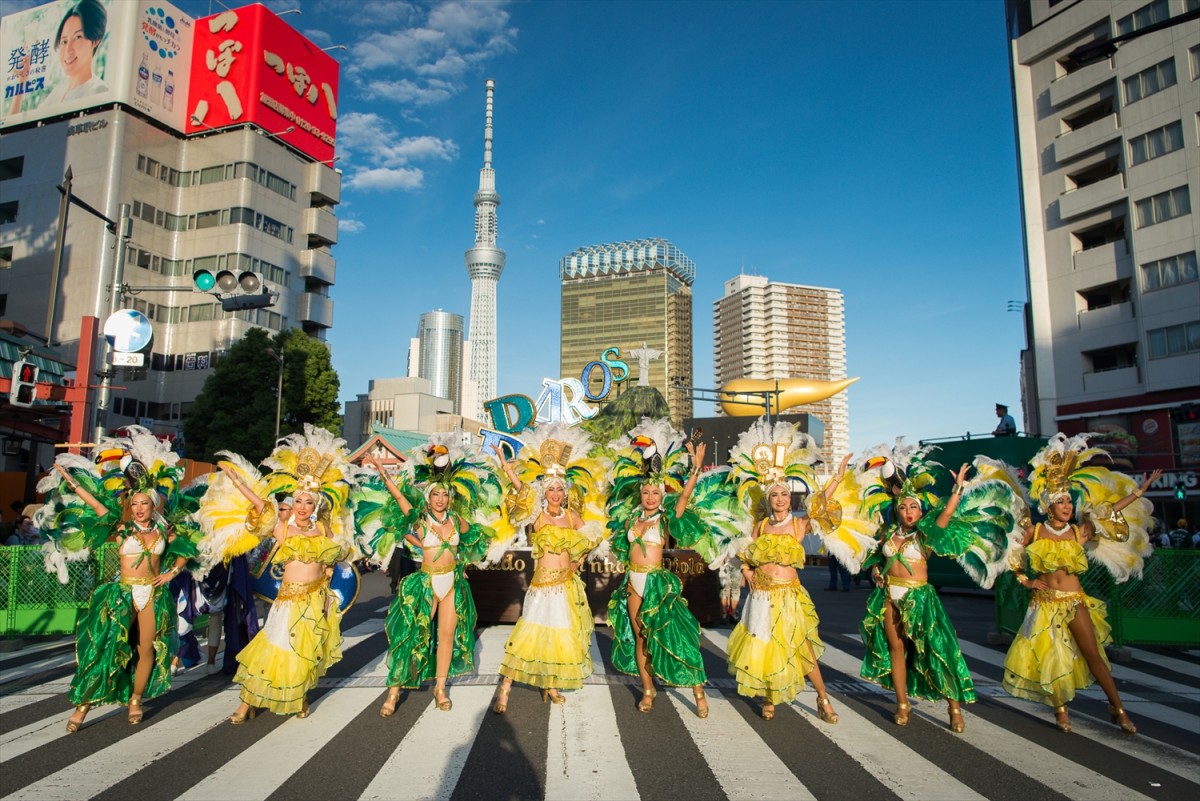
[464,79,505,417]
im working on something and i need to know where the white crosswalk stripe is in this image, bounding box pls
[1,617,1197,801]
[1124,647,1200,679]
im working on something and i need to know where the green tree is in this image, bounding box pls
[182,328,341,464]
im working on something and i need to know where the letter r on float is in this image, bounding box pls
[484,395,535,434]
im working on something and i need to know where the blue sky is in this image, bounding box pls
[183,0,1030,453]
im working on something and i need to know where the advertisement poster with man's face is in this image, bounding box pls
[1,0,193,131]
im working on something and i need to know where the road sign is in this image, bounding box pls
[111,352,145,367]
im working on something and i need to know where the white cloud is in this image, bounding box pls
[338,218,366,233]
[337,112,459,171]
[362,78,454,106]
[345,167,425,192]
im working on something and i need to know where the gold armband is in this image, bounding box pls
[1091,504,1130,542]
[246,504,277,537]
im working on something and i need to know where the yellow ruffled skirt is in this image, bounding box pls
[499,567,593,690]
[1003,588,1111,707]
[727,572,824,705]
[234,578,343,714]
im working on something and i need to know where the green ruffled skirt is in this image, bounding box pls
[69,580,177,706]
[385,567,477,688]
[608,567,707,687]
[860,583,975,703]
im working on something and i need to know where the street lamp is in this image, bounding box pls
[266,347,284,442]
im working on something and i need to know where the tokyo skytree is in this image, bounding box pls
[464,79,505,417]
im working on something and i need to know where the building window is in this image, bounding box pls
[0,200,17,224]
[1135,185,1190,228]
[1147,321,1200,359]
[1129,121,1184,165]
[1116,0,1169,36]
[0,156,23,181]
[0,245,12,269]
[1083,344,1138,373]
[1123,58,1176,104]
[1191,44,1200,81]
[1142,252,1199,292]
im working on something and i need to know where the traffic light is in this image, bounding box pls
[1176,483,1188,501]
[192,269,275,311]
[8,359,39,408]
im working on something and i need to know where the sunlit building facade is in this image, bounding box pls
[559,238,694,425]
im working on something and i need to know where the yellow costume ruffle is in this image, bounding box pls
[274,534,345,565]
[739,532,806,570]
[499,524,597,690]
[234,578,343,714]
[1002,587,1110,707]
[726,570,824,705]
[1025,536,1088,575]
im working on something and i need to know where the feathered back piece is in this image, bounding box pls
[728,420,820,519]
[36,426,186,582]
[858,439,947,523]
[402,430,503,523]
[261,424,359,554]
[501,423,608,538]
[606,417,692,529]
[1027,433,1153,581]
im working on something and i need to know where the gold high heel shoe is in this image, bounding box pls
[229,706,257,725]
[542,688,566,705]
[380,687,401,718]
[296,699,311,719]
[128,696,144,725]
[1053,705,1071,733]
[817,696,839,724]
[637,687,657,713]
[693,687,709,719]
[493,683,511,714]
[65,703,91,733]
[761,703,775,721]
[1109,704,1136,735]
[948,706,965,733]
[894,701,911,726]
[434,686,452,712]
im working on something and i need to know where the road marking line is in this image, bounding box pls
[665,686,819,801]
[544,683,639,801]
[358,685,494,801]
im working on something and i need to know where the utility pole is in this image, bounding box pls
[94,204,133,442]
[46,167,72,347]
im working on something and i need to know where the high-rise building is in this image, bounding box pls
[560,238,694,425]
[0,2,340,440]
[1007,0,1199,511]
[410,309,465,414]
[464,79,504,418]
[714,274,848,466]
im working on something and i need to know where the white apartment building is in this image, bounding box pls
[713,274,849,468]
[1008,0,1199,513]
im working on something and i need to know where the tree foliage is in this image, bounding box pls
[182,327,341,464]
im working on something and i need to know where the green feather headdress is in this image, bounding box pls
[859,439,947,523]
[606,417,692,533]
[404,430,502,522]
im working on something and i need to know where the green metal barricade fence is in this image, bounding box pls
[0,543,119,639]
[995,550,1200,647]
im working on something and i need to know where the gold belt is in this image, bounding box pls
[628,562,656,574]
[1032,588,1087,607]
[422,562,456,576]
[277,577,326,601]
[751,570,800,592]
[886,576,927,589]
[532,566,572,587]
[119,576,155,587]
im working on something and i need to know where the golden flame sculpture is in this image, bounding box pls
[718,377,859,417]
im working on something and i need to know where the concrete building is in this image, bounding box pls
[713,274,849,467]
[1007,0,1199,515]
[559,238,694,426]
[0,2,340,441]
[0,111,339,437]
[465,80,505,417]
[342,377,453,451]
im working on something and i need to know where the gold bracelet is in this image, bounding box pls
[1132,489,1144,498]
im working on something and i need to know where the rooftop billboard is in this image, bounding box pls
[1,0,194,131]
[188,4,339,163]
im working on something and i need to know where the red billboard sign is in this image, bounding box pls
[188,3,337,162]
